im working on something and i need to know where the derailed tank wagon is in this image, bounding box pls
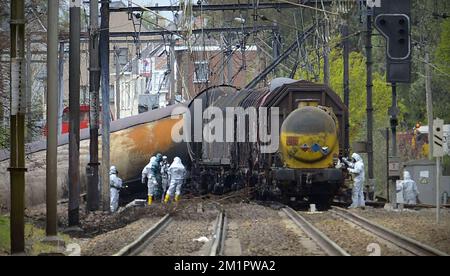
[186,79,349,208]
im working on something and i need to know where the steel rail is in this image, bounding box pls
[331,207,448,256]
[114,214,173,256]
[282,207,350,256]
[209,211,227,256]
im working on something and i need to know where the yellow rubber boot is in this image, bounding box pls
[148,195,153,206]
[175,195,180,202]
[164,194,170,204]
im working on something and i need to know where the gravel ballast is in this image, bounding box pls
[352,207,450,254]
[302,212,410,256]
[225,203,324,256]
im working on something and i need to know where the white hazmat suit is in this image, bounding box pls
[142,156,159,205]
[348,153,365,208]
[110,166,123,213]
[165,157,186,203]
[402,171,419,204]
[161,156,170,200]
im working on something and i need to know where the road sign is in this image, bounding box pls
[433,118,444,157]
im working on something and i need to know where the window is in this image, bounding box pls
[194,61,209,83]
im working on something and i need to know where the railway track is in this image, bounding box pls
[112,203,446,256]
[114,210,227,256]
[282,207,350,256]
[114,214,173,256]
[330,207,448,256]
[209,211,227,256]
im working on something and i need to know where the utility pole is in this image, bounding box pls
[169,36,176,104]
[9,0,26,254]
[220,33,225,84]
[114,46,121,120]
[342,23,350,155]
[323,22,330,86]
[58,42,65,136]
[68,0,81,227]
[366,9,374,185]
[227,33,233,84]
[100,0,110,212]
[87,0,100,211]
[390,83,398,156]
[272,27,281,76]
[227,47,233,84]
[385,128,390,203]
[26,38,32,142]
[425,52,433,160]
[46,0,59,239]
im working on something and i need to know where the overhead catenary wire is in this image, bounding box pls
[273,0,339,16]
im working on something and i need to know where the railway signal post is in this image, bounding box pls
[433,118,444,224]
[9,0,26,254]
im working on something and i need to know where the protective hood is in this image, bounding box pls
[403,171,411,180]
[149,156,156,164]
[110,166,118,175]
[352,153,362,162]
[169,157,185,169]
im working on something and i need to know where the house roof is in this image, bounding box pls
[111,1,127,9]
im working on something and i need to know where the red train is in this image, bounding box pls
[44,104,112,136]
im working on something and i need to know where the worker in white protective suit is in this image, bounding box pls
[142,155,161,205]
[110,166,123,213]
[165,157,186,203]
[160,156,170,202]
[347,153,366,208]
[402,171,419,205]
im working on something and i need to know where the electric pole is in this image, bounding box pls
[58,42,65,136]
[425,52,433,160]
[114,46,121,120]
[323,22,330,86]
[169,36,176,104]
[9,0,26,254]
[46,0,59,239]
[26,38,32,142]
[87,0,100,211]
[69,0,81,227]
[366,9,374,185]
[227,33,233,84]
[390,83,398,156]
[100,0,111,212]
[342,22,350,155]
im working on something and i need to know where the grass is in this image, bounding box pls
[0,216,9,255]
[0,215,73,255]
